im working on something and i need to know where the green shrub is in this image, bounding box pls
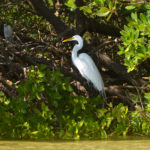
[118,4,150,72]
[0,65,150,139]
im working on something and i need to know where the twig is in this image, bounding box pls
[0,2,16,8]
[88,38,121,54]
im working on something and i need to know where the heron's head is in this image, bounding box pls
[63,35,83,44]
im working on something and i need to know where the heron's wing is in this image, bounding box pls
[75,53,105,92]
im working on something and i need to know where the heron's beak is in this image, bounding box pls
[63,37,74,42]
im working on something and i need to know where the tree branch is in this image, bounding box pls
[75,0,121,37]
[27,0,70,36]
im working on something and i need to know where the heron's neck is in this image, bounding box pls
[72,43,83,61]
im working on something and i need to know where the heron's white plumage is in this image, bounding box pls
[4,24,13,42]
[63,35,106,98]
[78,53,105,92]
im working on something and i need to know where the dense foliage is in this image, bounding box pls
[0,65,150,139]
[119,8,150,72]
[0,0,150,139]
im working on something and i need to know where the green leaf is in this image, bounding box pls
[80,6,92,14]
[0,91,5,97]
[94,0,103,5]
[38,71,45,78]
[140,13,147,23]
[96,7,110,17]
[138,24,145,31]
[142,122,147,131]
[31,131,39,135]
[100,129,107,138]
[144,93,150,103]
[106,12,113,21]
[131,13,138,22]
[125,5,136,10]
[38,86,45,92]
[36,92,41,100]
[65,0,77,11]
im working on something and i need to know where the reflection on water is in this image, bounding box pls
[0,137,150,150]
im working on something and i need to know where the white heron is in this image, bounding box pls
[4,24,13,43]
[63,35,106,98]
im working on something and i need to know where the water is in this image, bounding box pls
[0,137,150,150]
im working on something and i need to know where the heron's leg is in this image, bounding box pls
[102,90,106,99]
[86,81,94,97]
[99,90,107,108]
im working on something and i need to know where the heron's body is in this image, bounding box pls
[63,35,105,98]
